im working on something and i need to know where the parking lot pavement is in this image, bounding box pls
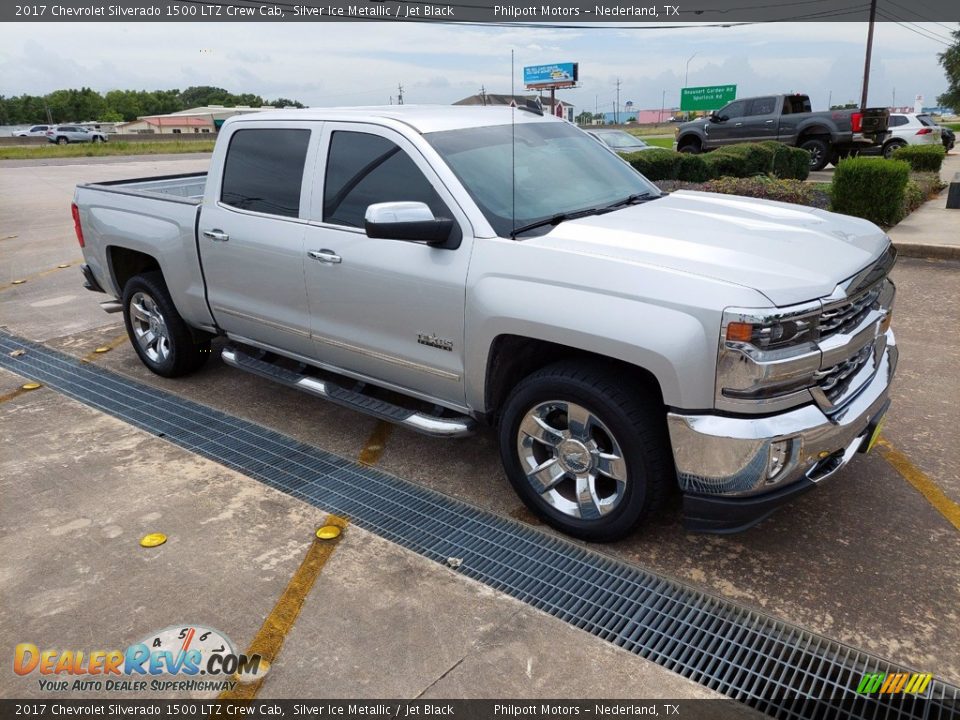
[2,156,959,700]
[0,369,750,707]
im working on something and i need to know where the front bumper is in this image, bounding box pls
[667,331,897,533]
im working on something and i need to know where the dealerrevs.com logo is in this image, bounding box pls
[13,624,265,693]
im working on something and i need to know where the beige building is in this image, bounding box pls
[116,105,285,134]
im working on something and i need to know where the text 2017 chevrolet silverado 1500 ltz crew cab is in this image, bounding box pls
[73,106,897,541]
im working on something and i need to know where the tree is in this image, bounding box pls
[830,102,858,110]
[937,27,960,111]
[269,98,306,108]
[575,111,593,125]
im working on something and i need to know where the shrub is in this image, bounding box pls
[890,144,946,173]
[831,157,910,226]
[700,176,827,207]
[781,146,811,181]
[703,150,750,178]
[625,148,680,181]
[676,153,711,182]
[715,143,776,175]
[902,171,948,217]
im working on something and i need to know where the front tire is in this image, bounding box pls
[56,136,68,145]
[883,139,907,159]
[122,271,210,378]
[498,361,673,542]
[800,138,830,171]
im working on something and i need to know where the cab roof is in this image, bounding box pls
[224,105,563,134]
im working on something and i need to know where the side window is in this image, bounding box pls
[323,131,450,228]
[748,97,776,116]
[221,128,311,218]
[889,116,908,127]
[720,101,746,119]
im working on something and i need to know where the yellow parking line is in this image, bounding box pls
[876,438,960,531]
[0,258,83,292]
[218,515,349,700]
[80,333,129,363]
[358,420,394,466]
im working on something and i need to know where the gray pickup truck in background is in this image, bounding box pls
[675,93,890,170]
[73,106,898,541]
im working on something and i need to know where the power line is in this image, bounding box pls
[876,10,954,45]
[881,1,957,42]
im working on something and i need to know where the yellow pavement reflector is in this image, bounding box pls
[94,347,111,354]
[139,533,167,548]
[57,263,70,269]
[315,525,341,540]
[235,658,271,684]
[11,280,26,285]
[21,382,41,390]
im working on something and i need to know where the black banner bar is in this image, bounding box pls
[3,0,959,23]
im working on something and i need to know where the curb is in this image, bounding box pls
[893,242,960,261]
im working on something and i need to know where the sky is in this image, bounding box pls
[0,21,955,113]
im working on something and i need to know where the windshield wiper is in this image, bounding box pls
[510,207,604,238]
[600,192,656,211]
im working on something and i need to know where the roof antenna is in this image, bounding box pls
[511,49,516,239]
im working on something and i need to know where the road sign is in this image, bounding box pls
[680,85,737,112]
[524,62,578,89]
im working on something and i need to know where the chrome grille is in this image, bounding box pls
[819,284,882,338]
[814,343,874,402]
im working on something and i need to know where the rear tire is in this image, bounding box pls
[883,139,907,159]
[56,136,68,145]
[122,271,210,378]
[497,361,673,542]
[800,138,830,171]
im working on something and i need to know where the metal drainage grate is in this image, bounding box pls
[1,329,956,720]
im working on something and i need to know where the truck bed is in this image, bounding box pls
[79,172,207,203]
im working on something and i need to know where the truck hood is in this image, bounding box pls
[528,190,890,306]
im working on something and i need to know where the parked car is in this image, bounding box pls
[73,106,898,541]
[675,93,890,170]
[13,125,52,137]
[877,114,942,158]
[586,129,656,154]
[45,125,108,144]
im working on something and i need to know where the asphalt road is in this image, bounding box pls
[1,154,958,702]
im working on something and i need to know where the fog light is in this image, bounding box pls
[766,440,790,482]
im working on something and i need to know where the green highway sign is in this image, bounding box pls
[680,85,737,111]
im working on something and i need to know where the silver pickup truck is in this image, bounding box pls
[74,106,897,541]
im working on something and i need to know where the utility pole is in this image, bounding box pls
[480,85,487,106]
[892,87,896,109]
[660,89,666,125]
[828,90,832,109]
[615,77,621,125]
[860,0,877,110]
[397,83,404,105]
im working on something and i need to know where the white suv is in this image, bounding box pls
[12,125,52,137]
[881,113,942,158]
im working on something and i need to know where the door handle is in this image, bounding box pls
[308,249,342,264]
[202,229,229,242]
[765,119,774,124]
[734,122,743,127]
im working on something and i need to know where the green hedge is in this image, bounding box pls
[831,158,910,227]
[627,142,809,182]
[890,144,946,173]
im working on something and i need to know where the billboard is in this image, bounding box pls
[524,62,578,89]
[680,85,737,112]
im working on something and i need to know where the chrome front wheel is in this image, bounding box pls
[517,400,628,520]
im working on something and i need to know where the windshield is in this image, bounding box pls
[426,121,659,238]
[595,131,648,149]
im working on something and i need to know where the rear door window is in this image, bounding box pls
[221,128,311,218]
[747,97,777,116]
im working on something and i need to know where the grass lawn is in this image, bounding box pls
[0,140,215,160]
[945,122,960,132]
[641,137,675,149]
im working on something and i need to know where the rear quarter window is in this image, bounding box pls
[221,128,311,218]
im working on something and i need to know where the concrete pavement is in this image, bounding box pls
[887,152,960,260]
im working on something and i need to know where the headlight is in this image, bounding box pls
[716,302,822,413]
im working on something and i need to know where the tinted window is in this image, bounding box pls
[323,131,450,228]
[720,101,746,119]
[748,97,777,116]
[221,129,310,218]
[917,114,937,127]
[889,115,909,127]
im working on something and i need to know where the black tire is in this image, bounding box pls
[498,361,673,542]
[122,271,210,378]
[56,136,68,145]
[677,138,702,154]
[800,138,830,171]
[883,140,907,159]
[92,136,102,143]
